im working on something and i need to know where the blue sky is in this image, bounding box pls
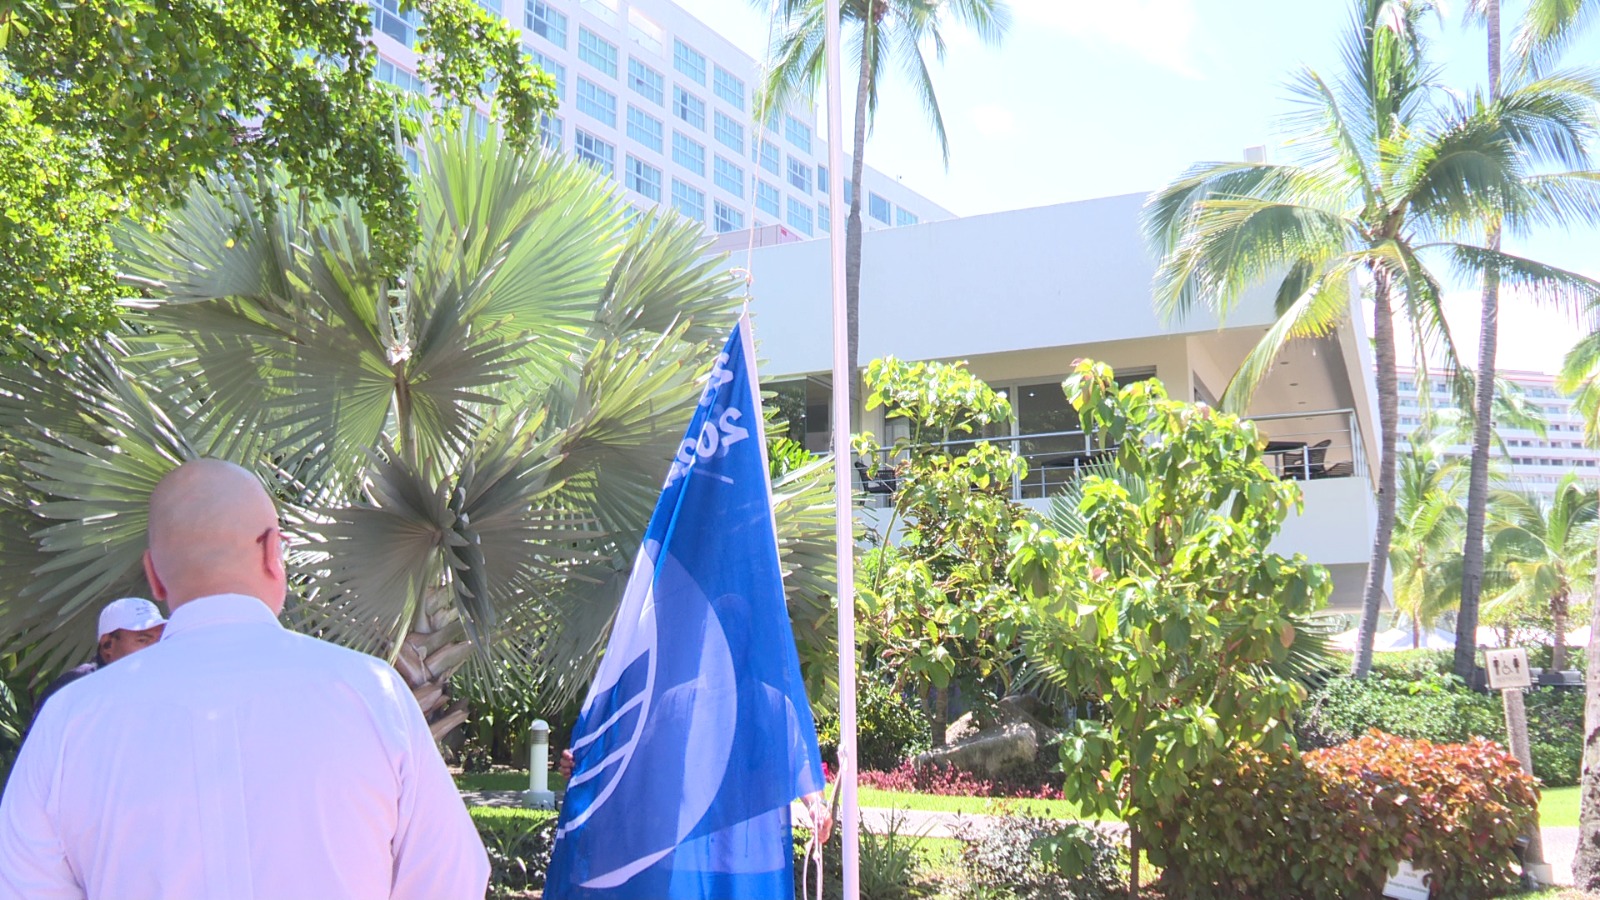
[675,0,1600,373]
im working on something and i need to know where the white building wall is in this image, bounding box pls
[365,0,952,237]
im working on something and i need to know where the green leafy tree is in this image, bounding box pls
[0,125,835,740]
[757,0,1009,422]
[1143,0,1600,679]
[1484,478,1596,671]
[1017,361,1331,898]
[0,0,555,359]
[854,356,1033,748]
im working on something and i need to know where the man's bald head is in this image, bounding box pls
[143,459,286,614]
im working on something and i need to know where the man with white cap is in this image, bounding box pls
[28,597,166,725]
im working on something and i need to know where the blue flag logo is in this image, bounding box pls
[545,317,826,900]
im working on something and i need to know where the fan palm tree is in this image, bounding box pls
[756,0,1009,423]
[1391,426,1469,648]
[1143,0,1600,678]
[0,124,837,740]
[1483,478,1597,671]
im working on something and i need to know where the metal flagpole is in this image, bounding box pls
[821,0,859,894]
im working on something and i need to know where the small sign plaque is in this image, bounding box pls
[1486,648,1532,690]
[1382,861,1431,900]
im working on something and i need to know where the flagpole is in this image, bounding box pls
[821,0,859,894]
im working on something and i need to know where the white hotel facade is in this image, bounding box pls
[367,0,952,236]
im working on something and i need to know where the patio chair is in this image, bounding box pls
[1286,439,1332,479]
[1313,460,1354,480]
[855,458,898,495]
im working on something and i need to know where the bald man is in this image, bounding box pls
[0,459,489,900]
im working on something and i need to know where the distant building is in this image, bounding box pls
[366,0,951,235]
[1397,366,1600,498]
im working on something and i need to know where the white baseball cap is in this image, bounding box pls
[98,597,167,639]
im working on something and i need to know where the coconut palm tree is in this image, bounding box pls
[0,124,836,739]
[1143,0,1600,678]
[1391,426,1469,647]
[1483,478,1597,670]
[756,0,1010,423]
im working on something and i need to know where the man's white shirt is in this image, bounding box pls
[0,593,489,899]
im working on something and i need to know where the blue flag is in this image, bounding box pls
[545,316,826,900]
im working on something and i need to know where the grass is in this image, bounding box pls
[1543,785,1580,828]
[856,787,1098,820]
[457,770,567,793]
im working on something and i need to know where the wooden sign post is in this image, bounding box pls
[1485,648,1551,885]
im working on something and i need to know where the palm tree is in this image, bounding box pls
[0,124,836,740]
[1483,478,1596,671]
[756,0,1009,424]
[1391,426,1468,647]
[1143,0,1600,678]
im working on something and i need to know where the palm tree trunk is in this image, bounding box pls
[392,586,475,743]
[843,13,874,434]
[1457,0,1503,680]
[1353,269,1401,678]
[1553,592,1571,672]
[1576,529,1600,886]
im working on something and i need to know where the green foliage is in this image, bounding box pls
[854,358,1036,738]
[0,0,556,358]
[952,815,1126,900]
[470,807,557,897]
[814,673,931,771]
[1019,361,1331,891]
[794,813,931,900]
[1156,734,1539,899]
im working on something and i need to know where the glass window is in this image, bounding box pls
[868,192,891,223]
[844,179,853,206]
[713,155,743,197]
[525,0,567,46]
[627,8,664,54]
[527,48,566,99]
[627,58,665,105]
[786,196,813,235]
[573,129,615,173]
[816,164,828,191]
[787,156,811,193]
[713,66,745,110]
[673,87,706,130]
[626,106,664,153]
[626,155,662,201]
[757,139,779,176]
[375,58,425,95]
[818,201,829,232]
[896,208,919,227]
[756,180,780,216]
[578,0,618,26]
[576,78,617,127]
[371,0,420,47]
[673,39,706,85]
[671,131,706,176]
[577,28,618,78]
[713,111,744,154]
[784,114,812,153]
[714,201,745,234]
[672,179,705,221]
[540,113,563,150]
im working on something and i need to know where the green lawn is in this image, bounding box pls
[1542,785,1579,827]
[457,770,567,793]
[856,787,1098,821]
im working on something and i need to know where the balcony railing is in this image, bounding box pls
[857,408,1368,505]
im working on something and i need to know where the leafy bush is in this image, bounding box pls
[794,812,931,900]
[470,807,557,898]
[454,662,580,768]
[815,675,931,771]
[859,761,1064,800]
[951,814,1124,900]
[1156,733,1538,899]
[1299,671,1581,786]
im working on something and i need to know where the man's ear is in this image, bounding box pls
[262,529,285,581]
[143,549,168,605]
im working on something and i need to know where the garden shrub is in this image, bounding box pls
[794,813,931,900]
[470,807,557,898]
[1526,687,1584,787]
[815,675,931,772]
[951,814,1124,900]
[1154,733,1537,899]
[859,760,1064,800]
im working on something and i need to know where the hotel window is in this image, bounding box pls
[627,59,665,106]
[784,114,812,153]
[714,156,744,197]
[577,28,618,77]
[626,156,662,201]
[527,49,566,99]
[673,86,706,130]
[573,129,615,173]
[713,201,744,234]
[787,156,811,193]
[786,196,813,235]
[671,131,706,176]
[626,106,664,153]
[713,111,744,153]
[896,208,919,227]
[757,139,780,176]
[539,113,563,150]
[576,78,617,126]
[525,0,567,47]
[756,180,780,216]
[672,179,705,221]
[818,202,829,231]
[673,39,707,85]
[371,0,420,47]
[713,66,746,110]
[843,179,854,205]
[375,59,425,95]
[816,164,828,191]
[868,192,891,223]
